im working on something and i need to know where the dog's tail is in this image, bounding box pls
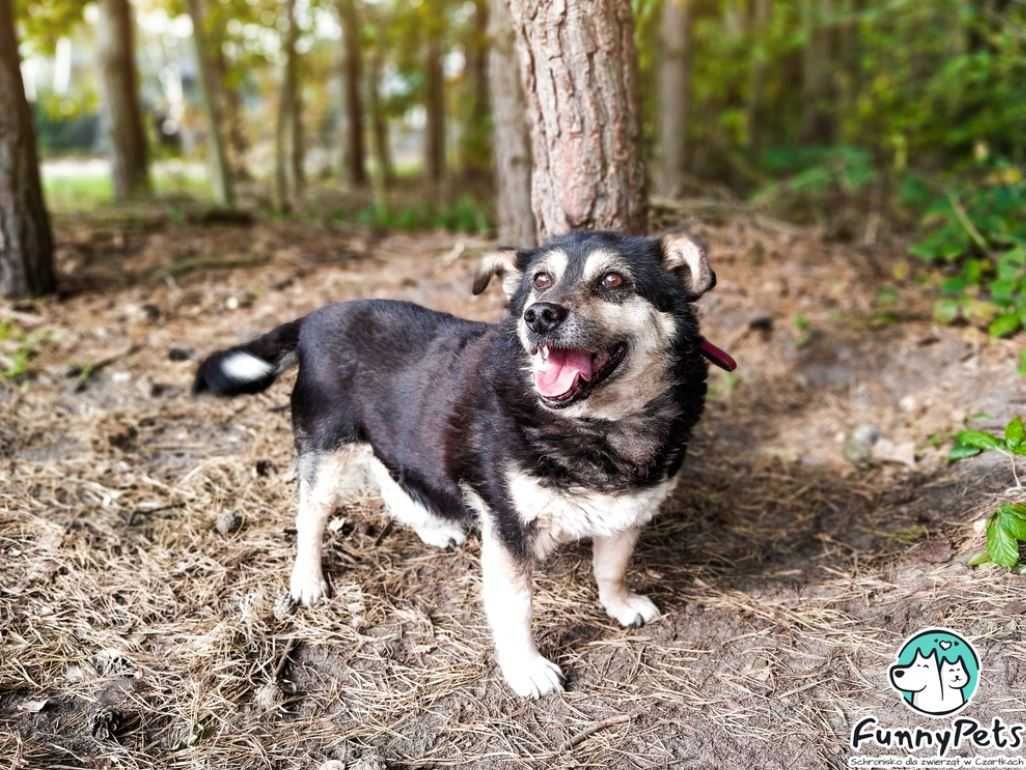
[193,318,303,397]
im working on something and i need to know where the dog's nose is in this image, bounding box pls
[523,302,568,335]
[893,670,904,678]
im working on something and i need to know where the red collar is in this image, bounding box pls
[699,337,737,372]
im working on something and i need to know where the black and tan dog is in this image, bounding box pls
[194,230,717,698]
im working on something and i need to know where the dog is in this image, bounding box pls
[890,650,971,715]
[194,230,716,698]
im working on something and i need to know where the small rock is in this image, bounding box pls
[167,347,193,362]
[215,510,243,536]
[871,438,917,468]
[844,424,881,464]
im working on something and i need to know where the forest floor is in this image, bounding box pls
[2,203,1025,770]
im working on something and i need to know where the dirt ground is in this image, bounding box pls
[2,206,1025,770]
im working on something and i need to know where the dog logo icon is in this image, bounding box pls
[889,628,981,717]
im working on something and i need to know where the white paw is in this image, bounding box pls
[499,652,564,699]
[415,524,466,550]
[289,562,329,606]
[602,592,660,628]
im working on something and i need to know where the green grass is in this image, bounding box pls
[42,160,214,212]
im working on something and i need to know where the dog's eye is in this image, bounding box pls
[601,271,625,290]
[533,272,553,290]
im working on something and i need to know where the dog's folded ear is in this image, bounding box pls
[472,247,524,300]
[660,232,716,300]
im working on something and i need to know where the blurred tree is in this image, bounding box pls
[15,0,85,54]
[655,0,691,197]
[337,0,367,186]
[487,0,533,245]
[799,0,836,144]
[508,0,646,238]
[366,30,394,187]
[0,0,56,297]
[460,0,491,179]
[96,0,151,201]
[423,0,447,191]
[185,0,235,206]
[275,0,304,210]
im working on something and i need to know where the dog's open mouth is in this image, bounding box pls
[531,341,627,407]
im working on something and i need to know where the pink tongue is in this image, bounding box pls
[536,348,594,398]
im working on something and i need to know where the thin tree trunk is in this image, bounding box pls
[338,0,367,186]
[186,0,235,206]
[655,0,691,198]
[0,0,56,297]
[425,28,446,188]
[367,47,394,186]
[461,0,491,179]
[210,39,248,179]
[487,0,534,246]
[96,0,150,201]
[800,0,835,144]
[507,0,646,239]
[275,0,303,210]
[746,0,769,153]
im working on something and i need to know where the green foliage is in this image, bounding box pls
[343,194,491,235]
[0,321,48,382]
[949,417,1026,461]
[971,504,1026,570]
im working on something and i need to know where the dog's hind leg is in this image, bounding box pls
[593,527,660,628]
[289,448,358,605]
[365,457,465,549]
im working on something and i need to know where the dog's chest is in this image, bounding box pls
[505,465,676,557]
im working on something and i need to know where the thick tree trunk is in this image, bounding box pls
[96,0,150,201]
[0,0,56,297]
[425,33,446,187]
[367,47,394,186]
[507,0,647,239]
[655,0,691,198]
[460,0,491,179]
[186,0,235,206]
[487,0,534,246]
[338,0,367,186]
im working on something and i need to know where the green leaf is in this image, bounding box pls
[1019,349,1026,377]
[987,515,1021,568]
[955,429,1004,451]
[1005,417,1026,449]
[966,549,991,567]
[989,313,1022,338]
[999,506,1026,541]
[933,298,961,325]
[949,444,983,461]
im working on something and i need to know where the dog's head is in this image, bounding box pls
[473,230,715,419]
[889,651,938,694]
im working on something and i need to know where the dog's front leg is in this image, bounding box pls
[593,527,659,628]
[480,519,563,698]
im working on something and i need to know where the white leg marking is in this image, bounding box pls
[479,513,563,698]
[593,527,659,628]
[221,352,274,382]
[289,450,355,605]
[366,456,465,549]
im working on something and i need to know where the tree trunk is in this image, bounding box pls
[460,0,491,179]
[487,0,534,246]
[655,0,691,198]
[338,0,367,186]
[96,0,150,201]
[210,39,249,179]
[507,0,646,240]
[800,0,835,144]
[275,0,303,210]
[424,28,446,188]
[186,0,235,206]
[746,0,770,153]
[0,0,56,298]
[367,46,394,186]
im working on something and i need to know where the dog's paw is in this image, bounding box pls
[415,523,466,550]
[602,592,660,628]
[289,563,329,606]
[499,653,565,699]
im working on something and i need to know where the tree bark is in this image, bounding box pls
[186,0,235,206]
[799,0,835,144]
[338,0,367,186]
[746,0,770,152]
[424,18,446,188]
[507,0,647,240]
[275,0,303,210]
[210,38,249,179]
[0,0,56,297]
[655,0,691,198]
[487,0,534,246]
[96,0,150,201]
[367,46,394,186]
